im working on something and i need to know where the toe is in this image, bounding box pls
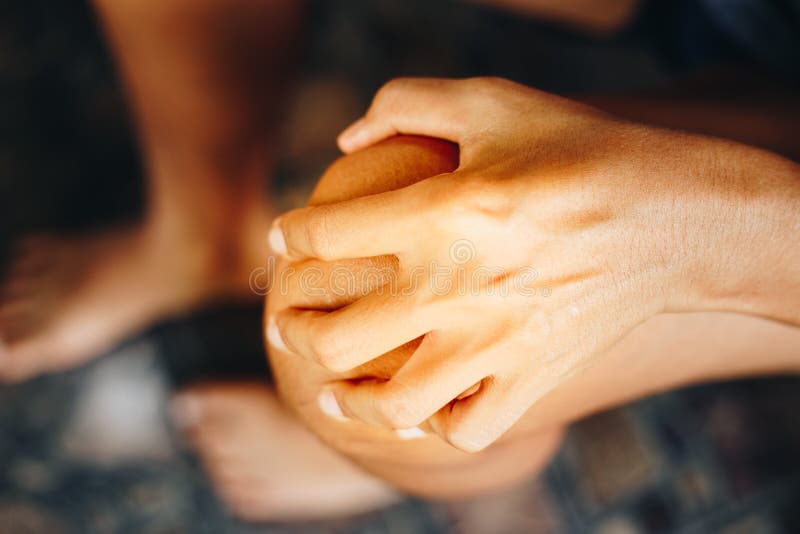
[169,392,206,431]
[170,387,245,458]
[170,385,282,522]
[171,386,236,432]
[171,382,270,427]
[218,479,278,523]
[177,428,267,519]
[0,336,59,383]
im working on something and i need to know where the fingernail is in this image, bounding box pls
[170,394,203,429]
[318,389,349,422]
[268,219,287,256]
[0,339,8,369]
[396,426,427,440]
[266,316,288,352]
[338,117,366,147]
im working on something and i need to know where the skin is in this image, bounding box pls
[267,134,800,499]
[267,136,566,499]
[168,137,564,522]
[269,77,800,457]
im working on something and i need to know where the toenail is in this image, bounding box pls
[170,394,204,429]
[266,317,288,352]
[268,219,288,256]
[395,427,427,440]
[317,389,349,422]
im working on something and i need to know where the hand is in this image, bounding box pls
[268,77,794,452]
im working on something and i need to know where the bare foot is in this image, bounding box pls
[170,382,399,522]
[0,219,269,383]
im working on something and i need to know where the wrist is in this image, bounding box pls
[675,137,800,324]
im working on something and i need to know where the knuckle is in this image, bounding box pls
[382,76,414,94]
[438,173,512,231]
[371,77,420,115]
[459,77,532,118]
[462,76,510,96]
[307,321,347,371]
[374,381,420,428]
[372,78,406,111]
[303,208,334,260]
[445,424,491,453]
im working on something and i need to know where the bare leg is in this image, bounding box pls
[97,0,301,264]
[0,0,301,381]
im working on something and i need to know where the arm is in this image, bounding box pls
[266,134,800,499]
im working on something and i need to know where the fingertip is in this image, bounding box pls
[317,388,350,422]
[266,316,289,353]
[267,218,288,257]
[337,117,367,153]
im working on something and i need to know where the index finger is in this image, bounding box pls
[269,178,442,261]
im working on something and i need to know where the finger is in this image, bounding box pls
[338,77,470,153]
[269,177,443,261]
[272,289,444,372]
[277,256,398,310]
[427,376,533,453]
[327,336,494,429]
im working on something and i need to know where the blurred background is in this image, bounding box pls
[1,0,799,532]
